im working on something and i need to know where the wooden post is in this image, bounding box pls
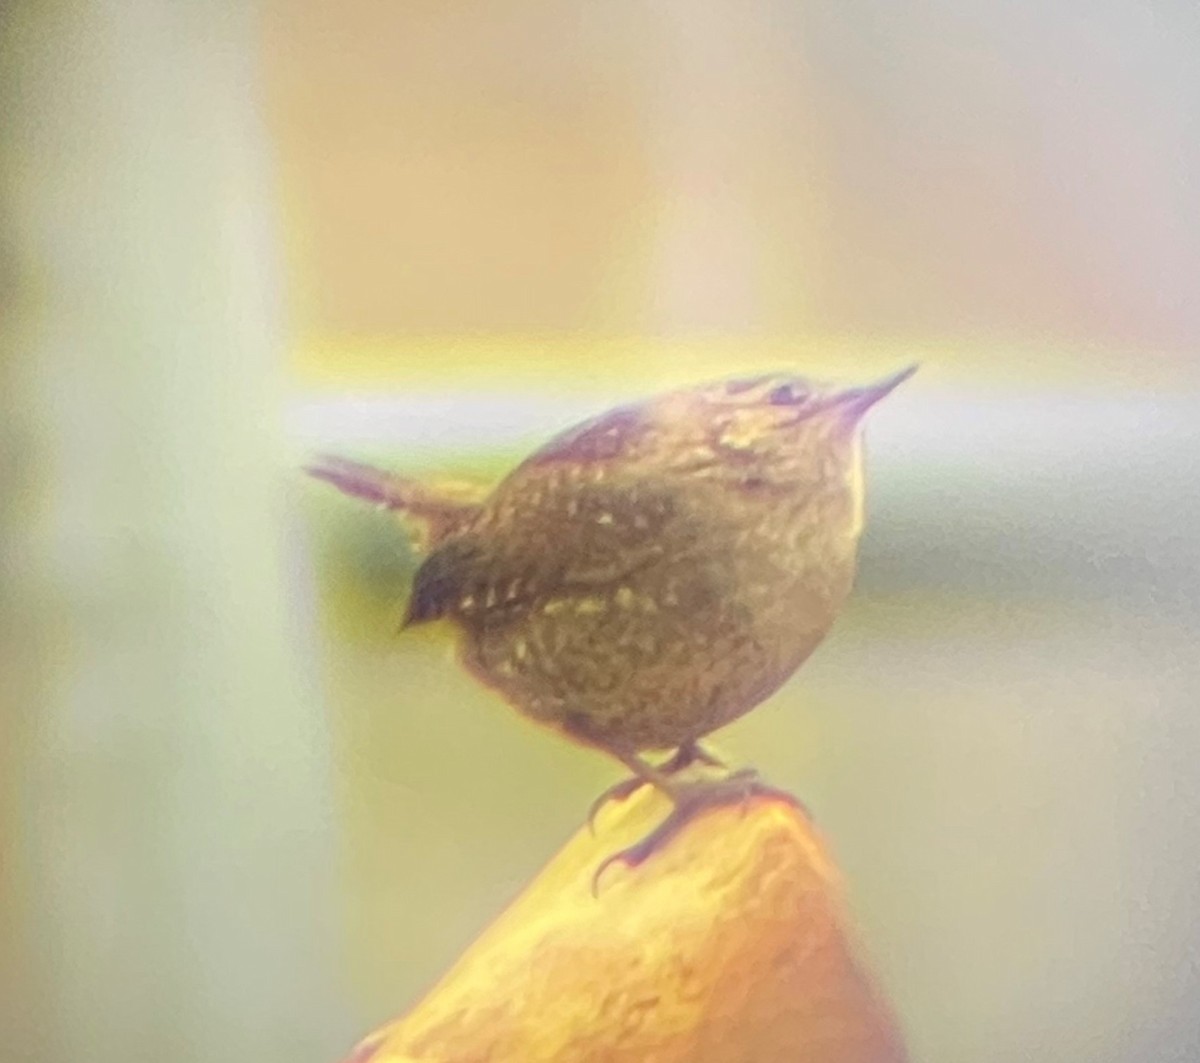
[345,789,906,1063]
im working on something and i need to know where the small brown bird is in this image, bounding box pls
[309,366,915,887]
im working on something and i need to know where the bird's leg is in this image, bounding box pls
[590,752,800,895]
[586,740,726,833]
[675,741,726,771]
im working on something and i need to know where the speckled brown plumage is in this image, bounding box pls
[309,366,915,879]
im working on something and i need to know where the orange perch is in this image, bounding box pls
[343,789,907,1063]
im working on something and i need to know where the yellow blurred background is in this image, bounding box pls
[3,2,1199,1062]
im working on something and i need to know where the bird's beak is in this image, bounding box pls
[830,364,918,420]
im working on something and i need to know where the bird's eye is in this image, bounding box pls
[768,383,805,406]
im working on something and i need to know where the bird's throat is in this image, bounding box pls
[846,433,866,540]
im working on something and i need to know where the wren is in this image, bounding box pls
[309,366,915,888]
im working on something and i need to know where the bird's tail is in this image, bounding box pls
[305,454,486,548]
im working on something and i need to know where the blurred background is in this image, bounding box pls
[3,2,1199,1061]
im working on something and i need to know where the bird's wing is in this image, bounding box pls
[405,473,697,626]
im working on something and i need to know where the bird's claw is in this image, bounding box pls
[590,770,800,896]
[586,777,646,835]
[586,742,728,835]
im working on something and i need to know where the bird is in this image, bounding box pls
[308,365,915,889]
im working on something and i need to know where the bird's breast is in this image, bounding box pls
[449,441,869,750]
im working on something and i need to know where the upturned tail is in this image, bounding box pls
[305,454,485,549]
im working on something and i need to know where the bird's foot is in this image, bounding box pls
[586,742,726,834]
[590,769,799,896]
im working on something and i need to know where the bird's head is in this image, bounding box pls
[651,365,917,487]
[522,365,916,495]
